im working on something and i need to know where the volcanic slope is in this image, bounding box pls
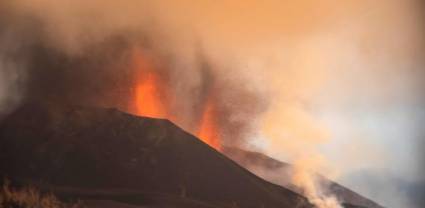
[222,147,384,208]
[0,103,313,208]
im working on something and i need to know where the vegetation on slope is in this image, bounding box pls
[0,181,84,208]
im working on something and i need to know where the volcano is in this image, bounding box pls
[0,103,378,208]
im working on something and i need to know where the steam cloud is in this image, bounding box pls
[0,0,424,207]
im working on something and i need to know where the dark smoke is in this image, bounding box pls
[1,1,424,207]
[0,5,267,147]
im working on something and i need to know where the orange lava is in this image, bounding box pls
[131,49,221,150]
[135,72,166,118]
[131,49,167,119]
[197,101,221,150]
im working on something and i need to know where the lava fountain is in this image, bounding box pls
[131,49,168,119]
[135,72,167,118]
[130,50,221,150]
[198,99,221,150]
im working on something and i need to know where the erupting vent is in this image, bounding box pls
[197,100,221,150]
[130,49,221,150]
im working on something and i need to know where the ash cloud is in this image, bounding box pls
[0,0,268,148]
[0,0,424,207]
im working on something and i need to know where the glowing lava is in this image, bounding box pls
[131,50,221,150]
[131,49,167,119]
[197,101,221,150]
[135,72,166,118]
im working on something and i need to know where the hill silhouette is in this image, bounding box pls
[0,102,313,208]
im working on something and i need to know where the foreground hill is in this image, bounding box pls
[0,103,312,208]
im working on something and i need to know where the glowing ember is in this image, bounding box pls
[197,101,221,150]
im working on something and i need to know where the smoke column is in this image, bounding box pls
[0,0,424,207]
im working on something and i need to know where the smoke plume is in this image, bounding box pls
[0,0,424,207]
